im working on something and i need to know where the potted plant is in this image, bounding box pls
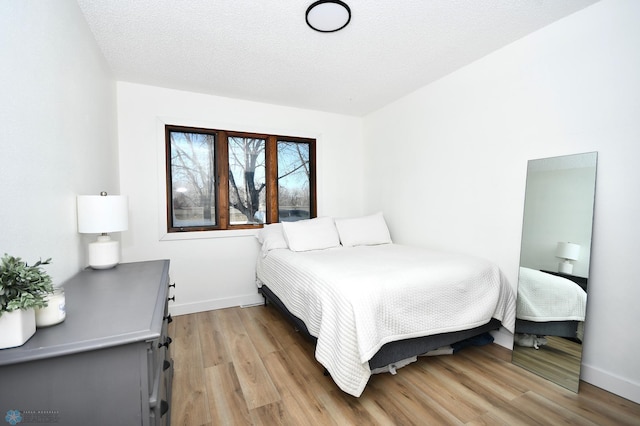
[0,254,54,349]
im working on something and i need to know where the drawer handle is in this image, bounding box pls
[164,314,173,323]
[163,360,171,371]
[158,337,173,349]
[169,283,176,288]
[168,296,175,302]
[160,400,169,417]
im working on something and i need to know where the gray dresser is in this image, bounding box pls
[0,260,174,426]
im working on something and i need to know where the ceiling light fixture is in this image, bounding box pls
[306,0,351,33]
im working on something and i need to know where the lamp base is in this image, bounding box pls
[88,235,120,269]
[558,261,573,274]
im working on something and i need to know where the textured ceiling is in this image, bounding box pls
[76,0,599,116]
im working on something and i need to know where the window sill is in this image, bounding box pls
[159,227,260,241]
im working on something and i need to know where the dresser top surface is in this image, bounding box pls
[0,259,170,366]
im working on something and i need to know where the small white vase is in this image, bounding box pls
[0,308,36,349]
[35,288,66,327]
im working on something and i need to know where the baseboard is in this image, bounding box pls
[169,293,265,316]
[581,363,640,404]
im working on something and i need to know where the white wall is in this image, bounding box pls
[117,82,364,314]
[363,0,640,403]
[0,1,119,283]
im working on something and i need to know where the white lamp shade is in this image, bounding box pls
[77,195,128,233]
[555,242,580,261]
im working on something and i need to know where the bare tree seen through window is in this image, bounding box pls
[170,131,216,227]
[278,141,311,222]
[228,137,265,224]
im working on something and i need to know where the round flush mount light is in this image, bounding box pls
[306,0,351,33]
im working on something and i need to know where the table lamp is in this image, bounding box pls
[77,192,128,269]
[555,242,580,274]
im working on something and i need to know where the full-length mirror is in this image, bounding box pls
[512,152,597,392]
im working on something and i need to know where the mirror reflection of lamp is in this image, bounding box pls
[77,192,128,269]
[555,242,580,274]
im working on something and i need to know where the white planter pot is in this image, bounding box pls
[0,308,36,349]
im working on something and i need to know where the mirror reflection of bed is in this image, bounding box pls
[512,152,597,393]
[513,267,587,391]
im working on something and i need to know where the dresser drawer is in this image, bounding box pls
[147,310,172,394]
[146,342,160,393]
[149,358,173,425]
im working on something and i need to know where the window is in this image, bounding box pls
[166,125,316,232]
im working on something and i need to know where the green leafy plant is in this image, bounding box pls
[0,254,54,317]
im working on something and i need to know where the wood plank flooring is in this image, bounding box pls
[168,305,640,425]
[512,335,582,392]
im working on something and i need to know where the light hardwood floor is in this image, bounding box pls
[512,335,583,392]
[169,305,640,425]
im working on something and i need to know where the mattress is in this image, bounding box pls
[516,267,587,322]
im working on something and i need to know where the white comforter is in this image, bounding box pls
[256,244,516,397]
[516,267,586,322]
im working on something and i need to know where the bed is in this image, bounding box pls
[255,214,516,397]
[515,267,587,342]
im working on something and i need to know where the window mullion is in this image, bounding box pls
[265,136,279,223]
[217,131,230,229]
[309,139,317,219]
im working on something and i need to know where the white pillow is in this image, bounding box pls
[334,212,392,247]
[257,223,288,257]
[281,217,341,252]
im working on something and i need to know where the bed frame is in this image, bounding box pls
[259,285,502,370]
[515,319,580,340]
